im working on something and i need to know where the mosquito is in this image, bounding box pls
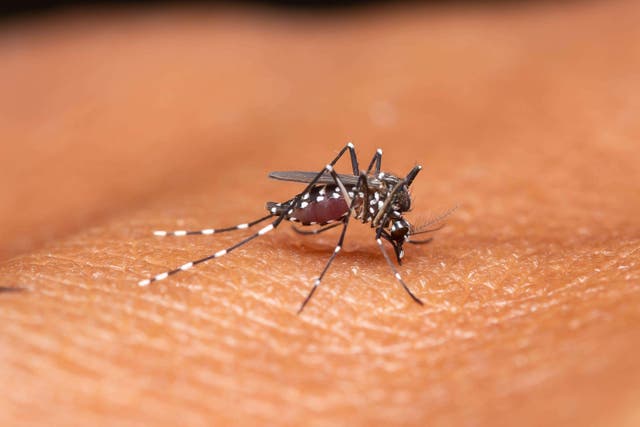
[138,143,449,313]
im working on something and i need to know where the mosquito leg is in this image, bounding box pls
[291,223,341,235]
[297,173,367,313]
[138,214,284,287]
[152,214,274,237]
[297,217,350,314]
[380,230,405,265]
[375,228,423,305]
[327,141,360,176]
[289,142,360,212]
[356,171,377,222]
[365,148,383,175]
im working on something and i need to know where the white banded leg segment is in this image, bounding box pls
[376,238,423,305]
[138,215,284,288]
[291,223,341,235]
[366,147,383,175]
[298,215,351,314]
[325,167,353,206]
[258,224,274,235]
[289,142,360,214]
[151,214,273,237]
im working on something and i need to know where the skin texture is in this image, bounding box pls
[1,2,640,426]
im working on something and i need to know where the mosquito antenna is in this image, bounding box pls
[409,205,458,235]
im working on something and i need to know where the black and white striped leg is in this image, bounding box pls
[297,217,350,314]
[365,148,383,175]
[344,142,360,176]
[375,229,424,305]
[152,214,274,237]
[288,142,360,213]
[291,223,341,235]
[297,173,367,313]
[138,214,282,287]
[326,142,360,177]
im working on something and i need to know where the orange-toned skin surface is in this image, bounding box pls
[1,2,640,426]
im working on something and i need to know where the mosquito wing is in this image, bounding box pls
[269,171,382,188]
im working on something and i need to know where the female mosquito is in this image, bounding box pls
[138,143,446,313]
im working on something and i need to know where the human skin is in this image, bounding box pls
[1,1,640,426]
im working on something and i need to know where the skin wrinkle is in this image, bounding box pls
[2,1,640,427]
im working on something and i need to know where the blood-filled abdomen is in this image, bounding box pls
[292,198,349,225]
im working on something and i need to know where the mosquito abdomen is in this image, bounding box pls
[292,197,349,225]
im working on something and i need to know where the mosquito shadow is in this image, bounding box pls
[0,286,28,294]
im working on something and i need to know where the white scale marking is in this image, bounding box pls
[334,246,341,253]
[155,272,169,281]
[180,262,193,271]
[202,229,215,235]
[138,279,151,287]
[174,230,187,236]
[237,223,249,229]
[395,273,402,280]
[316,196,325,202]
[319,187,326,195]
[302,193,309,200]
[258,224,274,235]
[300,202,309,209]
[153,231,167,236]
[215,249,227,257]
